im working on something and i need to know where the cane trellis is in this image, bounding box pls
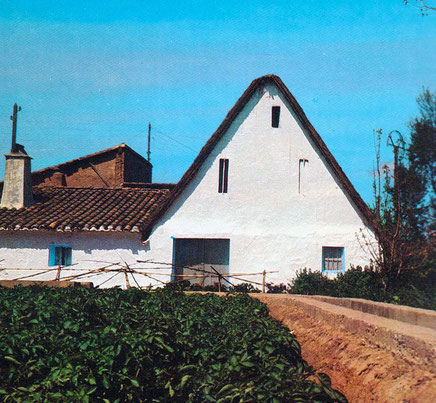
[1,259,278,292]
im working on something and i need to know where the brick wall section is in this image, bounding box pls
[30,144,152,188]
[33,151,118,187]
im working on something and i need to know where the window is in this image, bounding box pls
[322,247,344,272]
[49,245,72,266]
[272,106,280,128]
[218,158,229,193]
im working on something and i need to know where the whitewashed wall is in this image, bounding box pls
[144,82,375,285]
[0,231,163,288]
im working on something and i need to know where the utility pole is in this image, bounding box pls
[10,103,21,153]
[147,122,151,162]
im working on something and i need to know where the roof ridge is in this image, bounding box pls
[34,186,161,192]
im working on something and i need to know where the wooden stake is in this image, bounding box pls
[124,268,131,289]
[262,270,266,293]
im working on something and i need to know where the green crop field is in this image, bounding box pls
[0,286,346,402]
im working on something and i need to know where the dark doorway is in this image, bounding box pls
[173,238,230,286]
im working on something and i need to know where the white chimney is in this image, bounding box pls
[0,103,34,209]
[1,150,34,209]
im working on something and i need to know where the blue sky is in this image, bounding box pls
[0,0,435,203]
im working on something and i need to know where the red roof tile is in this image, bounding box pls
[0,186,171,233]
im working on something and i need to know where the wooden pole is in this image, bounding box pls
[262,270,266,293]
[218,275,222,292]
[12,267,58,281]
[210,265,233,287]
[124,268,131,289]
[55,265,61,281]
[10,103,21,153]
[147,122,151,162]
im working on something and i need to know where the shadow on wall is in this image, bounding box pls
[0,231,149,256]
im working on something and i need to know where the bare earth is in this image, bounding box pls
[254,295,436,403]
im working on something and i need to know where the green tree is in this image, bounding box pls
[407,89,436,232]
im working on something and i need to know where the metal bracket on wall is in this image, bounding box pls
[298,158,309,194]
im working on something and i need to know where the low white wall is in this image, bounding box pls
[0,231,171,288]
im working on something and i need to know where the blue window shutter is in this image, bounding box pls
[342,248,345,271]
[49,245,72,266]
[65,247,72,266]
[55,247,61,265]
[49,245,56,266]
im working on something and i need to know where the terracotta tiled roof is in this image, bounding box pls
[142,74,375,238]
[0,186,171,232]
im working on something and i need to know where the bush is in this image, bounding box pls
[385,266,436,309]
[165,281,258,293]
[164,279,192,291]
[288,269,335,296]
[334,267,384,300]
[231,282,260,293]
[287,266,436,310]
[266,283,288,293]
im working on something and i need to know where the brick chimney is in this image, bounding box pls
[0,103,34,209]
[52,171,66,186]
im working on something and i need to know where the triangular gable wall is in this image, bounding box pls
[143,75,374,238]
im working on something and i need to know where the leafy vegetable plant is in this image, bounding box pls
[0,286,346,402]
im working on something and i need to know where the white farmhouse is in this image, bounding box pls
[0,75,375,288]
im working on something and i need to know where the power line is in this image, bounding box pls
[154,129,198,152]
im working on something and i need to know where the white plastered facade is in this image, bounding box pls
[0,82,375,287]
[143,82,375,285]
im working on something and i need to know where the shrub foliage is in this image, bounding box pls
[288,267,436,310]
[0,286,346,402]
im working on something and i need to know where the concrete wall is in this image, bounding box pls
[144,82,375,285]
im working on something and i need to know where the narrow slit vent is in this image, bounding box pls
[272,106,280,128]
[218,158,229,193]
